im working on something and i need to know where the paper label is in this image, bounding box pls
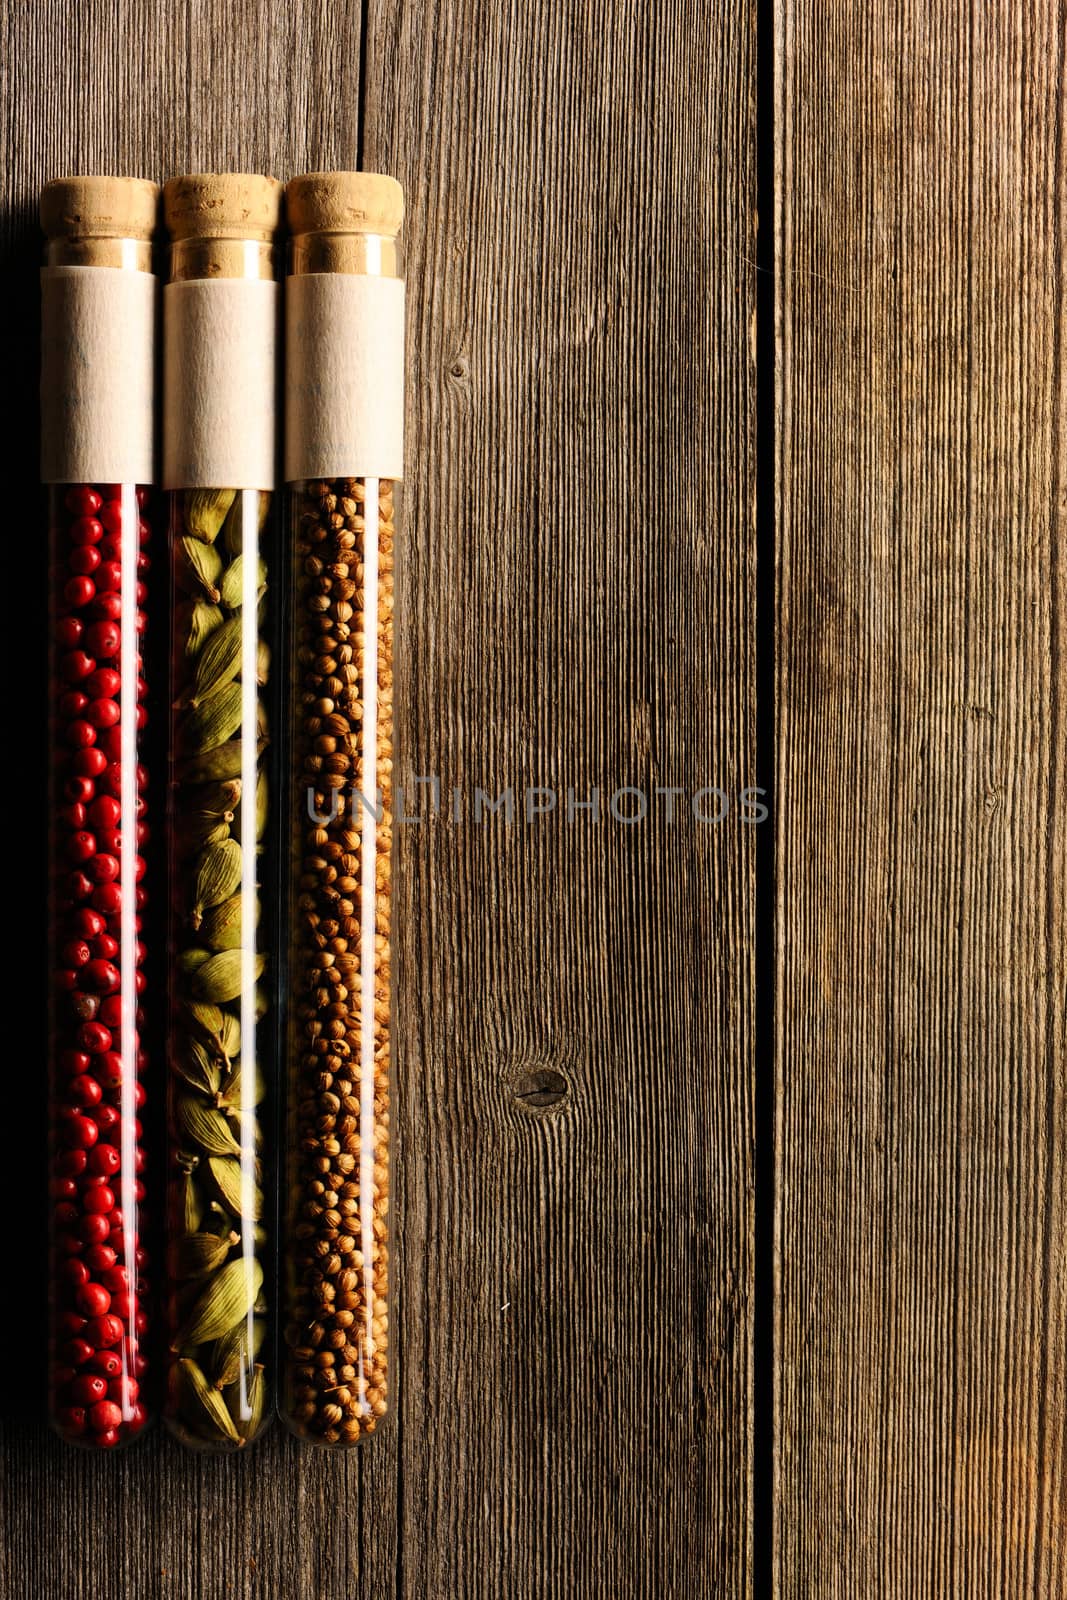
[40,267,156,485]
[163,278,278,490]
[285,274,405,482]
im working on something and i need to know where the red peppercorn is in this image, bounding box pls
[67,831,97,864]
[88,799,122,837]
[51,1176,78,1201]
[58,691,89,720]
[77,1021,112,1055]
[78,1215,110,1247]
[95,1426,122,1447]
[61,939,91,967]
[98,829,122,855]
[109,1290,134,1322]
[66,486,102,516]
[72,747,108,778]
[88,1350,125,1379]
[56,616,84,647]
[71,1373,108,1406]
[68,544,102,576]
[54,1201,78,1227]
[61,1257,91,1288]
[85,1314,123,1349]
[96,726,123,760]
[63,1115,99,1149]
[85,620,120,658]
[69,515,103,546]
[83,958,120,993]
[56,1406,88,1436]
[87,1143,121,1178]
[68,1074,103,1108]
[96,1104,120,1133]
[65,775,96,804]
[64,575,97,608]
[90,592,124,621]
[86,697,121,729]
[83,1185,115,1216]
[108,1377,138,1408]
[76,1282,112,1318]
[90,883,121,916]
[88,854,119,886]
[97,999,122,1031]
[88,1397,122,1430]
[63,1337,96,1367]
[55,1145,89,1175]
[90,934,120,961]
[61,649,95,681]
[66,719,96,749]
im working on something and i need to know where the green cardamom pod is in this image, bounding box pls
[206,1155,263,1221]
[176,946,213,980]
[220,491,270,557]
[199,893,244,952]
[177,1094,242,1158]
[190,949,265,1004]
[224,1107,263,1153]
[231,1362,266,1440]
[219,553,268,610]
[179,681,244,756]
[191,614,244,702]
[208,1323,250,1390]
[174,1357,241,1445]
[256,638,270,685]
[177,1166,205,1236]
[255,983,269,1020]
[217,1055,265,1108]
[213,1011,241,1064]
[177,739,246,784]
[173,1033,221,1096]
[255,768,269,840]
[173,814,232,859]
[177,535,223,603]
[180,999,226,1042]
[173,1229,239,1280]
[189,839,243,930]
[184,488,236,544]
[177,600,224,656]
[176,1256,263,1348]
[191,778,242,816]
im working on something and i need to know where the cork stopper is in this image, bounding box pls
[163,174,282,242]
[41,176,159,243]
[286,172,404,238]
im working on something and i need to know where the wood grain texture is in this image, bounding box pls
[774,4,1067,1596]
[1,1,756,1596]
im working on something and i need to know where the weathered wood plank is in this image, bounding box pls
[774,3,1067,1594]
[362,0,758,1594]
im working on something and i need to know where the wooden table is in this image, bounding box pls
[2,2,1063,1595]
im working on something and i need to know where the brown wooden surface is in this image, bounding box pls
[1,2,756,1597]
[774,3,1066,1597]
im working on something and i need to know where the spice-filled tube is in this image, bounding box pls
[280,172,404,1445]
[161,175,281,1450]
[42,177,158,1450]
